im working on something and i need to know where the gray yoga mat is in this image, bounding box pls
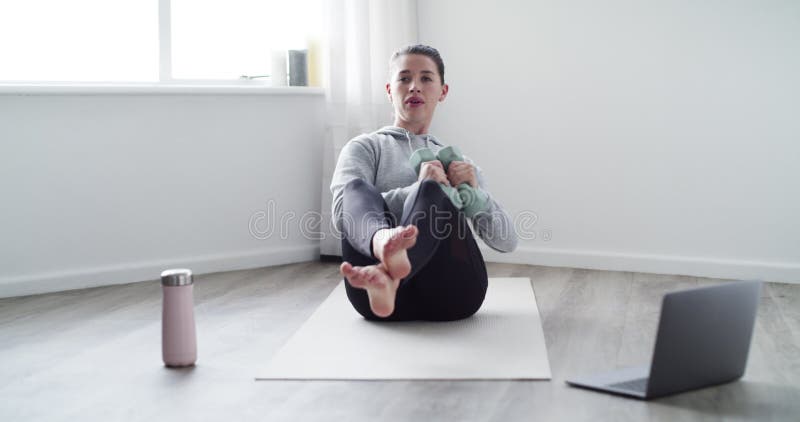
[257,277,551,380]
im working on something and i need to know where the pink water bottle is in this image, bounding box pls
[161,268,197,367]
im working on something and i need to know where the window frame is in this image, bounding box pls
[0,0,320,93]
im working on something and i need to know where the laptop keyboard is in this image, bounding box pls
[608,377,649,392]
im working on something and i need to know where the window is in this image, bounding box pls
[0,0,322,83]
[0,0,159,82]
[171,0,320,80]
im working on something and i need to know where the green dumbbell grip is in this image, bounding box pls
[408,147,464,209]
[436,146,490,217]
[435,145,462,171]
[459,184,490,218]
[409,147,437,174]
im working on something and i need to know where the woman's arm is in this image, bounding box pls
[330,138,376,233]
[463,155,518,253]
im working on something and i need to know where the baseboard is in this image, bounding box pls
[0,244,320,298]
[479,245,800,284]
[7,243,794,299]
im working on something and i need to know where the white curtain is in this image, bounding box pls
[319,0,419,256]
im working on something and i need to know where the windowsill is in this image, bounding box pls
[0,83,325,96]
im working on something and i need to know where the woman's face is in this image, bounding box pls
[386,54,449,133]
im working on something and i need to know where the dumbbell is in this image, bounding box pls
[435,146,490,218]
[408,147,464,209]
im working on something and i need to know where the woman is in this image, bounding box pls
[330,45,517,321]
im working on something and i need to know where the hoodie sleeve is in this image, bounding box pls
[464,155,518,253]
[380,182,420,222]
[330,138,376,233]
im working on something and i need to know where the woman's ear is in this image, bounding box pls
[385,82,392,101]
[439,84,449,102]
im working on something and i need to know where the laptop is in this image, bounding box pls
[566,280,762,399]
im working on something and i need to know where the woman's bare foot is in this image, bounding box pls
[371,225,418,280]
[339,225,417,317]
[340,262,399,317]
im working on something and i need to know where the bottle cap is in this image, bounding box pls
[161,269,193,286]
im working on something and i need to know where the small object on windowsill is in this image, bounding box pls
[239,75,269,80]
[288,50,308,87]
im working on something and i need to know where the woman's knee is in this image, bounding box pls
[418,178,440,192]
[403,179,458,223]
[417,179,450,204]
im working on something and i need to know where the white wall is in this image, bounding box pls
[419,0,800,282]
[0,91,325,297]
[318,0,420,257]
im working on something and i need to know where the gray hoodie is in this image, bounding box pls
[330,126,518,253]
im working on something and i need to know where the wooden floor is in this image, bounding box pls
[1,261,798,421]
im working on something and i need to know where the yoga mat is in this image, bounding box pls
[257,278,551,380]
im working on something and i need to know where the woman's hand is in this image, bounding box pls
[446,161,478,188]
[418,160,451,186]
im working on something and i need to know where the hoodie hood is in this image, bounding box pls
[375,126,443,148]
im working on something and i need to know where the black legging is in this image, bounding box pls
[340,178,488,321]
